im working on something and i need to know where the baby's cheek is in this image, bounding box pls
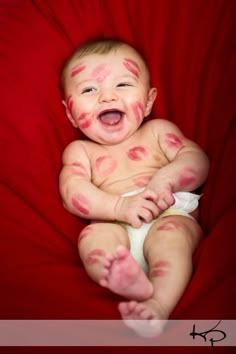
[132,102,145,125]
[77,113,92,129]
[66,95,74,115]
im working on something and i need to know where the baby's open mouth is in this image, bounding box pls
[98,110,124,126]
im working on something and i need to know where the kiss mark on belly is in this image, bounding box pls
[133,175,151,188]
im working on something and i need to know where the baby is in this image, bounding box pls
[59,39,209,337]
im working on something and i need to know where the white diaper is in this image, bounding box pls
[121,189,201,273]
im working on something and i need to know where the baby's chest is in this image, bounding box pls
[90,144,163,182]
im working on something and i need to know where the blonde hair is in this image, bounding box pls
[61,39,150,90]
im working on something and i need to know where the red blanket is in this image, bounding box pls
[0,0,235,352]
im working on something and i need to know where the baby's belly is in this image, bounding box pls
[100,174,152,195]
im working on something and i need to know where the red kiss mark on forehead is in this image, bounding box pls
[71,65,86,78]
[123,58,140,78]
[92,64,111,83]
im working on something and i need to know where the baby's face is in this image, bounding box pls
[63,46,156,145]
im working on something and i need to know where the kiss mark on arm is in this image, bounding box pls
[178,168,197,187]
[127,146,147,161]
[71,162,89,177]
[165,133,184,150]
[72,193,91,215]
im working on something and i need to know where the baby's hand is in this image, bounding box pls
[147,182,175,212]
[114,189,159,228]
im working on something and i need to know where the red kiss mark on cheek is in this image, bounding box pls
[178,169,196,187]
[71,65,86,78]
[92,64,110,83]
[132,101,145,125]
[123,58,140,78]
[133,175,151,188]
[157,221,181,231]
[95,155,117,177]
[72,194,91,215]
[165,133,184,150]
[66,95,74,115]
[77,113,92,129]
[127,146,147,161]
[150,260,170,277]
[71,162,88,177]
[85,249,106,265]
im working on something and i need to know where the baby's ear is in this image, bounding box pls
[145,88,157,116]
[62,100,78,128]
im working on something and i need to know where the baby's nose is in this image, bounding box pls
[98,89,118,103]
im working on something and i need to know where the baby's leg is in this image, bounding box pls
[78,222,153,300]
[119,215,202,337]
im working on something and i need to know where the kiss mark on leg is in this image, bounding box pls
[165,133,184,150]
[78,225,94,245]
[72,194,91,215]
[127,146,147,161]
[157,221,181,231]
[150,260,170,277]
[85,249,106,266]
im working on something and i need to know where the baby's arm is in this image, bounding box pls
[147,119,210,211]
[59,141,158,227]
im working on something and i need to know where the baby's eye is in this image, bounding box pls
[117,82,132,87]
[81,87,97,94]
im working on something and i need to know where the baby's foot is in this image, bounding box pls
[100,246,153,301]
[118,299,167,337]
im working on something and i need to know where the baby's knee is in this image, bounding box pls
[145,215,202,253]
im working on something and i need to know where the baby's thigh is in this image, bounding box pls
[143,215,202,257]
[78,222,130,254]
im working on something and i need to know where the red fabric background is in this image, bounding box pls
[0,0,235,352]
